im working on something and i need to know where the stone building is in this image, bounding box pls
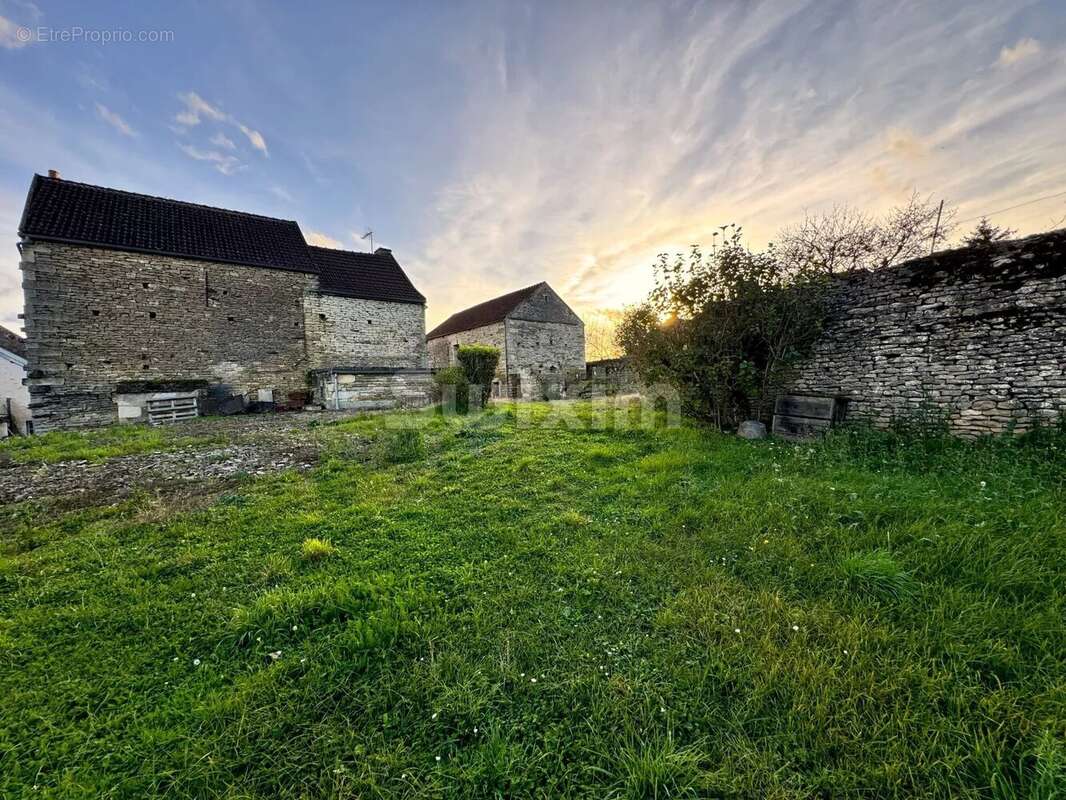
[17,172,431,431]
[426,282,585,397]
[0,324,31,436]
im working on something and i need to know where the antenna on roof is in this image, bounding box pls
[360,229,374,252]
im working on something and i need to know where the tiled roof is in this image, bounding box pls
[0,324,26,358]
[426,282,544,339]
[309,246,425,304]
[18,174,316,273]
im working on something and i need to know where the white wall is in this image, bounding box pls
[0,347,31,435]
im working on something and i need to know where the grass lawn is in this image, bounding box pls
[1,402,1064,798]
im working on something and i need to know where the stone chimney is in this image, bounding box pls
[47,169,61,179]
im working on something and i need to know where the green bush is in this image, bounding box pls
[457,344,500,406]
[433,366,470,413]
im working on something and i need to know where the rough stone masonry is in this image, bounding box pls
[17,174,431,431]
[788,229,1066,435]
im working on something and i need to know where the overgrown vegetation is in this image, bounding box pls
[432,365,470,414]
[0,403,1063,798]
[618,225,828,427]
[456,344,501,406]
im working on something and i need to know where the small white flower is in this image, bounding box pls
[435,755,441,762]
[531,677,537,683]
[843,649,849,654]
[734,628,741,634]
[193,658,201,666]
[792,625,799,631]
[268,651,282,661]
[292,625,298,631]
[980,481,987,489]
[431,712,438,720]
[191,593,196,598]
[473,727,478,733]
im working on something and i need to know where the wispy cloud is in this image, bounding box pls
[174,91,226,127]
[0,15,31,49]
[305,230,343,248]
[997,37,1041,67]
[409,2,1066,325]
[95,102,137,137]
[177,143,243,175]
[238,123,268,156]
[174,91,269,159]
[269,185,293,202]
[210,131,236,150]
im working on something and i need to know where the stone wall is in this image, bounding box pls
[20,241,430,430]
[310,368,434,411]
[788,230,1066,435]
[505,319,585,379]
[304,293,427,369]
[22,241,315,430]
[427,322,508,372]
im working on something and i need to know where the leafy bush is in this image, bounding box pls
[433,366,470,414]
[373,427,425,465]
[617,225,828,428]
[300,537,337,561]
[457,344,500,406]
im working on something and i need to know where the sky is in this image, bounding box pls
[1,0,1065,335]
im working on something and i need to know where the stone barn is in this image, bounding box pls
[17,172,431,431]
[426,282,585,398]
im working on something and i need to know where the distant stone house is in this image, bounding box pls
[0,324,31,436]
[426,282,585,397]
[17,172,431,431]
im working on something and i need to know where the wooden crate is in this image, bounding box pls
[772,395,847,440]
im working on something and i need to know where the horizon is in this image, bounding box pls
[2,1,1065,335]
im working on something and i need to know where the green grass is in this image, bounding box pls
[1,402,1064,798]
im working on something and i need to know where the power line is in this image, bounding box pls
[955,189,1066,226]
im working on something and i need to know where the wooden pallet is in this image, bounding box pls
[146,396,199,425]
[772,395,847,440]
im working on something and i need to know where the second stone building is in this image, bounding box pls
[426,282,585,398]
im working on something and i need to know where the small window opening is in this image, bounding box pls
[294,321,300,327]
[227,316,235,322]
[142,282,149,289]
[367,319,373,325]
[65,362,73,370]
[319,313,326,321]
[92,310,99,316]
[149,311,156,319]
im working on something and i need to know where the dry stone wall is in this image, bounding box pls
[22,242,314,430]
[21,241,431,430]
[427,322,508,373]
[788,230,1066,435]
[304,293,427,369]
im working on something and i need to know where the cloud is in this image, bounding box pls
[0,15,31,49]
[178,143,243,175]
[210,131,236,150]
[409,2,1066,327]
[174,91,227,127]
[305,230,344,248]
[95,103,137,137]
[173,92,269,158]
[269,185,293,202]
[997,38,1041,67]
[238,123,268,156]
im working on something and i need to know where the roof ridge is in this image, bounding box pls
[29,174,301,227]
